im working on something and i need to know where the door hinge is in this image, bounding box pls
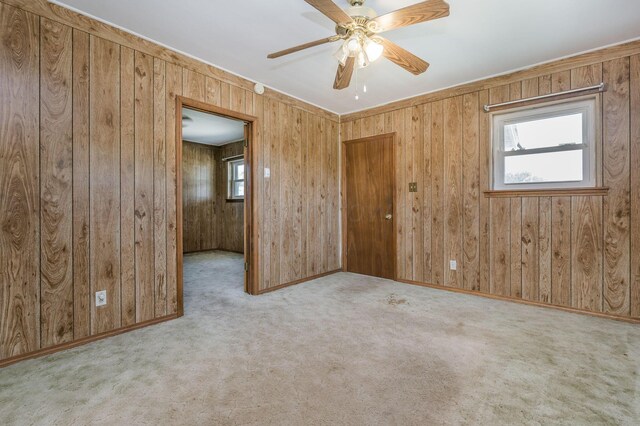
[244,262,249,272]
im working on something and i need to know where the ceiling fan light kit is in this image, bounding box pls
[267,0,450,90]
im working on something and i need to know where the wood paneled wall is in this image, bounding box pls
[216,141,244,253]
[182,141,217,253]
[181,140,245,254]
[0,0,340,364]
[341,50,640,321]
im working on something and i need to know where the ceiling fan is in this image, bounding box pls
[267,0,450,90]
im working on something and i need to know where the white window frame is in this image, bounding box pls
[491,96,597,190]
[227,158,245,200]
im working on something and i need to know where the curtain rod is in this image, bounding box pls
[483,82,605,112]
[222,154,244,162]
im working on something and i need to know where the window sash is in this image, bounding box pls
[492,97,596,190]
[227,159,245,199]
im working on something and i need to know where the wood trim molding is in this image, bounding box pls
[0,0,338,121]
[397,279,640,325]
[0,314,178,368]
[341,38,640,121]
[257,270,342,294]
[176,96,259,316]
[484,187,610,198]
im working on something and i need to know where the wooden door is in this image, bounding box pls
[343,134,395,279]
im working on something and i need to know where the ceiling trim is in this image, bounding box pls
[341,36,640,121]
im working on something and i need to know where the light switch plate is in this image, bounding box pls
[96,290,107,307]
[449,260,457,271]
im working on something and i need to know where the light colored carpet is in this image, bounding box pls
[1,250,639,425]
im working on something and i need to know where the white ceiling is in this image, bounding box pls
[182,108,245,146]
[53,0,640,115]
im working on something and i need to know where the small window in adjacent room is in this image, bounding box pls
[492,97,597,190]
[227,158,245,200]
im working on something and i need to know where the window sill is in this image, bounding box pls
[484,187,609,198]
[226,198,244,203]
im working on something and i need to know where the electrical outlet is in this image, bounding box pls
[409,182,418,192]
[96,290,107,307]
[449,260,457,271]
[264,167,271,178]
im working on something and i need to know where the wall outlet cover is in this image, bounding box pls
[96,290,107,307]
[264,167,271,178]
[449,260,457,271]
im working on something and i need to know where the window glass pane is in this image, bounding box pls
[504,113,583,151]
[504,150,583,184]
[236,163,244,180]
[233,181,244,197]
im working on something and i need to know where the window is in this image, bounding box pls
[492,97,597,190]
[227,158,244,200]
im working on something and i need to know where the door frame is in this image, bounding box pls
[176,96,259,317]
[341,132,397,280]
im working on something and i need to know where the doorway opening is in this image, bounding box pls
[176,98,257,316]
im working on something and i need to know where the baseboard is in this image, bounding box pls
[397,278,640,324]
[258,269,342,294]
[0,313,178,369]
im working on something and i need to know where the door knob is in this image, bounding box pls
[385,214,392,220]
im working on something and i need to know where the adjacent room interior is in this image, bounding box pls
[181,106,248,303]
[1,0,639,424]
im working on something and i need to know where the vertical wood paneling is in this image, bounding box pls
[430,101,445,285]
[308,115,321,276]
[411,106,424,282]
[182,69,205,102]
[602,58,631,315]
[154,59,167,317]
[166,63,181,314]
[571,197,602,311]
[462,93,480,291]
[551,197,572,306]
[120,46,136,326]
[205,77,220,105]
[631,55,640,317]
[571,63,604,312]
[0,5,40,358]
[182,142,217,253]
[134,51,154,322]
[521,198,539,301]
[89,36,121,334]
[269,100,281,286]
[443,97,463,287]
[538,197,552,303]
[422,104,433,283]
[40,18,73,346]
[72,29,91,339]
[328,120,340,271]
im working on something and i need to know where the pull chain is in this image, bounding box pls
[355,66,359,101]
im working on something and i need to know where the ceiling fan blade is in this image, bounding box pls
[305,0,354,25]
[333,56,355,90]
[368,0,450,33]
[267,36,340,59]
[379,38,429,75]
